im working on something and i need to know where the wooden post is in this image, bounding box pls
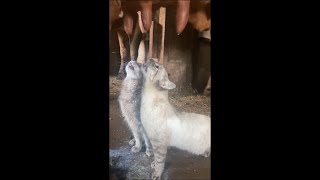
[148,21,154,59]
[158,7,166,65]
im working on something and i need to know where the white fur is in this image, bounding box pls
[140,60,211,156]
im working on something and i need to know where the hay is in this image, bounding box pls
[109,76,211,117]
[168,84,211,117]
[109,76,122,98]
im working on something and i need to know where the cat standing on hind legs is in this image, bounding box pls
[118,60,153,156]
[140,59,211,179]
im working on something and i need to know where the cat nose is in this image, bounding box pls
[149,59,155,63]
[146,59,155,65]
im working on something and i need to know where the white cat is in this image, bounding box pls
[140,59,211,180]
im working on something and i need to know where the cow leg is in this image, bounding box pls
[203,75,211,96]
[130,15,144,61]
[109,0,122,33]
[117,31,130,80]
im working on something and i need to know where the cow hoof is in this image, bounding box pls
[117,73,125,80]
[203,88,211,96]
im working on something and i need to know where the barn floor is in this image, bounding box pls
[108,76,211,180]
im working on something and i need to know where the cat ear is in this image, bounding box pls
[159,77,176,90]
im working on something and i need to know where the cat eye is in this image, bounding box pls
[155,64,159,69]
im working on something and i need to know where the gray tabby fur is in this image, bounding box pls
[118,60,153,157]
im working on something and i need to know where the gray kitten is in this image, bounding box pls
[118,60,152,156]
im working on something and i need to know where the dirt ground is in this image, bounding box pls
[109,76,211,180]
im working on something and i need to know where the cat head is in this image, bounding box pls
[141,59,176,90]
[125,60,142,80]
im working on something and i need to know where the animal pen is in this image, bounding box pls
[109,2,211,179]
[110,5,211,92]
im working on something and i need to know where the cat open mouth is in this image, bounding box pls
[142,63,147,72]
[128,64,134,70]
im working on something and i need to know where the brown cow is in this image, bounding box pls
[109,0,122,32]
[110,0,212,90]
[118,0,211,35]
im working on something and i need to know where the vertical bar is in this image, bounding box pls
[148,21,154,59]
[145,32,149,63]
[159,7,166,65]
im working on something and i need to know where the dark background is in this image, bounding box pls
[2,0,315,179]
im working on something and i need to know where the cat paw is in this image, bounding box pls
[129,139,135,146]
[146,149,153,157]
[151,161,156,168]
[203,151,210,157]
[131,145,141,153]
[151,172,161,180]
